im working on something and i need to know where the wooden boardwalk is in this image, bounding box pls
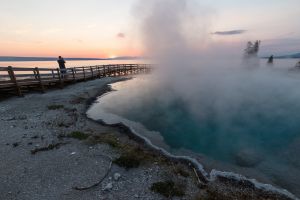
[0,64,152,97]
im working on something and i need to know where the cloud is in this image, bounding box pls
[212,30,246,36]
[116,33,125,38]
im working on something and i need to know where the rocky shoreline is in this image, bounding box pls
[0,76,297,200]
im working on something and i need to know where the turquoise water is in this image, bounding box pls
[88,59,300,196]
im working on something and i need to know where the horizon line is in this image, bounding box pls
[0,55,145,62]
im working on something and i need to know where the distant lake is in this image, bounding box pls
[0,58,298,69]
[0,59,149,69]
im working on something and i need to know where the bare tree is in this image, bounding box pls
[245,40,261,56]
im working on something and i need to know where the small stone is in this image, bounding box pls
[18,115,27,120]
[12,142,19,147]
[134,194,139,198]
[113,173,121,181]
[70,152,76,155]
[102,182,113,191]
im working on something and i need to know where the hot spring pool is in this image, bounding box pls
[87,65,300,197]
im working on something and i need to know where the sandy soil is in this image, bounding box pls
[0,77,297,200]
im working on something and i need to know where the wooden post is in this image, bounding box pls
[72,68,76,81]
[104,65,107,77]
[109,65,112,76]
[107,65,110,77]
[97,66,101,78]
[74,67,77,80]
[35,67,45,92]
[83,67,86,81]
[7,66,22,96]
[90,66,94,78]
[56,68,64,88]
[51,70,55,78]
[105,65,108,77]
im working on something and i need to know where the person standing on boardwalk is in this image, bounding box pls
[57,56,66,77]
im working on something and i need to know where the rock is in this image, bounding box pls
[12,142,19,147]
[18,115,27,120]
[134,194,139,198]
[102,182,113,191]
[113,173,121,181]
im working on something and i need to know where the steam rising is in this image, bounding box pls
[88,0,300,196]
[129,1,300,194]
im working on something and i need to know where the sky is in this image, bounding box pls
[0,0,299,58]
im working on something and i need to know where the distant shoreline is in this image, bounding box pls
[0,56,144,62]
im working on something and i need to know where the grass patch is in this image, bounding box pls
[47,104,64,110]
[113,154,141,169]
[69,131,90,140]
[86,134,122,148]
[85,133,169,169]
[151,180,185,198]
[113,146,159,169]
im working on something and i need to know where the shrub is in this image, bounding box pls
[151,180,185,198]
[69,131,90,140]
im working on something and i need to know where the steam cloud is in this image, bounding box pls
[129,0,300,195]
[132,0,300,124]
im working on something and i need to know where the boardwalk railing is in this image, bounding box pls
[0,64,152,97]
